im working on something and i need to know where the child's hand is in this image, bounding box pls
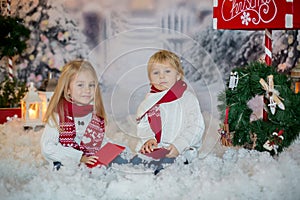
[140,139,157,154]
[165,144,179,158]
[80,155,98,165]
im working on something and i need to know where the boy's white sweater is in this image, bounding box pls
[136,90,205,158]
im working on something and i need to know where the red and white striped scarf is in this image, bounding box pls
[58,98,105,156]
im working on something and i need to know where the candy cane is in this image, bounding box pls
[8,58,14,80]
[265,29,272,66]
[6,0,14,80]
[262,29,273,121]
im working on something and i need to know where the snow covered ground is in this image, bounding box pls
[1,114,300,200]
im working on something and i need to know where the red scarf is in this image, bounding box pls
[59,99,105,156]
[147,80,187,143]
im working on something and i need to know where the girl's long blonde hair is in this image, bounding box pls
[43,60,106,127]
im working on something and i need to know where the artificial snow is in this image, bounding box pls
[0,116,299,200]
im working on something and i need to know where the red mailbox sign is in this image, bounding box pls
[213,0,300,30]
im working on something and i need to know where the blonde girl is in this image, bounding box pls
[41,60,106,169]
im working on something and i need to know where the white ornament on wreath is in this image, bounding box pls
[263,130,284,154]
[229,71,239,90]
[259,75,285,115]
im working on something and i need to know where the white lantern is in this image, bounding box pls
[21,82,44,129]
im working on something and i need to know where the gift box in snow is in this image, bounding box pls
[213,0,300,30]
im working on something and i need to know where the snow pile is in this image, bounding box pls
[0,118,299,200]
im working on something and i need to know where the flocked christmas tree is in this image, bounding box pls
[182,24,300,86]
[272,30,300,72]
[0,15,30,107]
[182,25,265,86]
[8,0,90,87]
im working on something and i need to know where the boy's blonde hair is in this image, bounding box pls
[43,60,106,127]
[147,50,184,80]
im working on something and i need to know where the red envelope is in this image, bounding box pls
[143,148,170,160]
[87,142,125,168]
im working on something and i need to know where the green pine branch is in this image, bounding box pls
[0,15,30,58]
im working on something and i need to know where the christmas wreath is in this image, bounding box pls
[218,62,300,155]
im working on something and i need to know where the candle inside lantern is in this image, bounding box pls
[28,104,39,119]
